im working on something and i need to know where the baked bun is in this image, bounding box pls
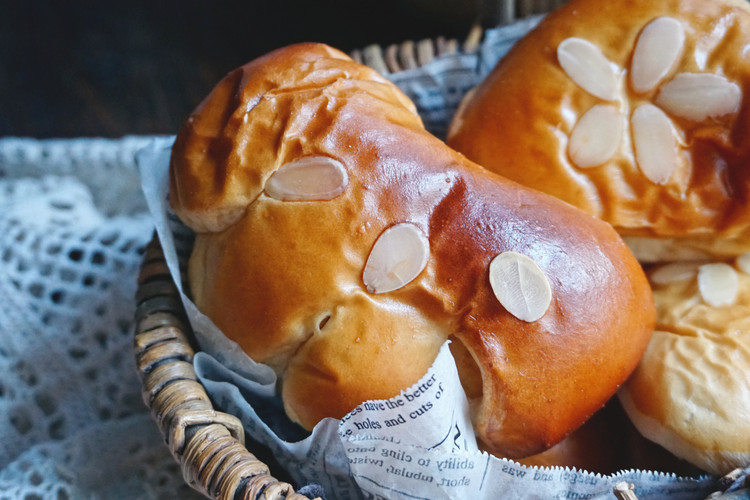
[447,0,750,263]
[618,257,750,474]
[169,43,655,459]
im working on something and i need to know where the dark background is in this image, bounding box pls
[0,0,497,138]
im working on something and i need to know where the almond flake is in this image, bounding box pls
[489,252,552,322]
[568,105,624,168]
[737,253,750,275]
[697,263,738,307]
[630,17,685,93]
[649,261,702,285]
[558,38,619,101]
[656,73,742,121]
[363,223,429,294]
[631,104,677,184]
[265,156,348,201]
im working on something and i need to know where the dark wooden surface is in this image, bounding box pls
[0,0,484,138]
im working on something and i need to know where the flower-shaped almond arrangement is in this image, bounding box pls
[447,0,750,263]
[559,17,741,184]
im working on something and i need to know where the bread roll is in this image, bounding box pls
[169,43,655,459]
[447,0,750,263]
[619,257,750,474]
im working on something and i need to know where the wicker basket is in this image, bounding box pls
[132,2,749,499]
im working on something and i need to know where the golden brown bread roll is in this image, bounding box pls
[618,257,750,475]
[447,0,750,263]
[169,43,655,459]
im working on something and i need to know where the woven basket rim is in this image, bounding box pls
[135,233,321,500]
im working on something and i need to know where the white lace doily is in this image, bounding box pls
[0,137,203,500]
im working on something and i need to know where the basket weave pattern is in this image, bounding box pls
[134,238,313,500]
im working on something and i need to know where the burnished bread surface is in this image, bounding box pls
[170,43,654,458]
[447,0,750,262]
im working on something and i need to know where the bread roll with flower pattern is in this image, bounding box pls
[169,43,654,458]
[447,0,750,263]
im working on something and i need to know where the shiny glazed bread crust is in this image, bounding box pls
[447,0,750,262]
[169,43,655,459]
